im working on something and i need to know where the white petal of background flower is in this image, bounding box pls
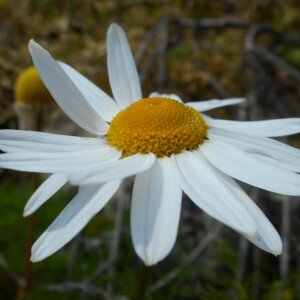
[107,24,142,108]
[186,98,245,112]
[59,62,120,122]
[0,130,104,153]
[31,180,121,262]
[201,140,300,195]
[208,128,300,172]
[70,153,156,185]
[207,118,300,137]
[172,151,257,235]
[0,147,121,173]
[219,173,282,255]
[28,40,108,135]
[24,174,68,217]
[131,158,182,266]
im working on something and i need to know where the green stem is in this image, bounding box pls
[16,213,36,300]
[16,109,42,300]
[132,263,152,300]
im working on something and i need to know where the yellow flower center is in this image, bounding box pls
[15,66,53,105]
[107,97,207,157]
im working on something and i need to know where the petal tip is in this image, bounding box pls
[28,38,36,47]
[109,23,121,32]
[271,246,282,256]
[108,23,126,41]
[23,208,30,217]
[235,97,246,103]
[272,242,283,256]
[140,253,160,266]
[23,200,36,217]
[28,39,40,53]
[31,246,47,262]
[30,254,39,263]
[143,260,157,267]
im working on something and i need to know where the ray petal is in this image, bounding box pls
[171,151,257,235]
[31,180,121,262]
[201,140,300,195]
[24,174,68,216]
[186,98,244,112]
[207,118,300,137]
[0,147,121,173]
[0,130,104,153]
[107,24,142,108]
[131,158,182,265]
[28,40,108,135]
[70,153,156,185]
[59,62,120,122]
[219,173,282,255]
[208,127,300,172]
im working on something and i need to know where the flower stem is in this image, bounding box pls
[16,173,39,300]
[15,107,42,300]
[16,214,36,300]
[132,263,152,300]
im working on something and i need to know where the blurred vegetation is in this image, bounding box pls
[0,0,300,299]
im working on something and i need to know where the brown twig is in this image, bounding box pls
[44,281,109,298]
[106,192,126,297]
[280,195,291,280]
[156,19,169,90]
[148,222,222,292]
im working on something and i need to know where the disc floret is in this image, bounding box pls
[107,97,207,157]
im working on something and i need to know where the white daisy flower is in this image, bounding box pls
[1,23,300,265]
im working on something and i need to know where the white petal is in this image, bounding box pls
[31,180,121,262]
[59,62,120,122]
[171,151,257,235]
[149,92,182,102]
[251,154,300,173]
[107,24,142,108]
[0,147,121,173]
[207,118,300,137]
[201,140,300,195]
[28,40,108,135]
[0,130,104,153]
[186,98,244,112]
[70,153,156,185]
[131,158,182,265]
[24,174,68,217]
[220,173,282,255]
[208,127,300,172]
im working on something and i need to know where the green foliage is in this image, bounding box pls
[0,182,31,271]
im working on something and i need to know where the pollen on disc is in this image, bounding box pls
[107,97,208,157]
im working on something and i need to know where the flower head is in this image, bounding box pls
[1,24,300,265]
[107,97,208,157]
[15,66,53,105]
